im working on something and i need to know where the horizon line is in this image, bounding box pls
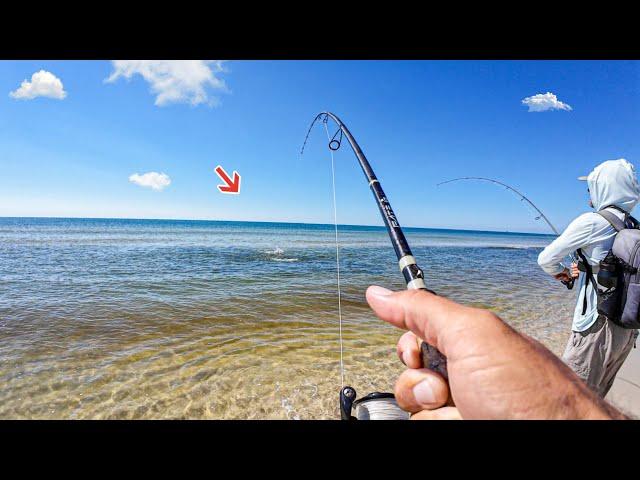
[0,215,556,237]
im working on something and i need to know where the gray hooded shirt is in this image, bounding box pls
[538,159,640,332]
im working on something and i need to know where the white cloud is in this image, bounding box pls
[9,70,67,100]
[129,172,171,191]
[521,92,572,112]
[105,60,228,107]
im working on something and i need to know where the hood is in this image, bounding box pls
[587,159,640,213]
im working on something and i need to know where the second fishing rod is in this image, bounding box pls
[438,176,577,290]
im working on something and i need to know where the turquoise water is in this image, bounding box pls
[0,218,575,419]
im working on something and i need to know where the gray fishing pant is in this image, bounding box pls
[562,315,639,398]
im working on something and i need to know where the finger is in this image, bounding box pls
[366,285,498,357]
[397,331,422,368]
[410,406,462,420]
[394,368,450,413]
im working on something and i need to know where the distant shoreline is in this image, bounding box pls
[0,216,555,238]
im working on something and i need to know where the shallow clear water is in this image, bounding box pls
[0,218,575,419]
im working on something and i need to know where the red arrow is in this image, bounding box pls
[214,165,241,194]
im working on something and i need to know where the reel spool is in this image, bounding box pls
[340,386,410,420]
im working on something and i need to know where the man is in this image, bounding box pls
[538,158,640,397]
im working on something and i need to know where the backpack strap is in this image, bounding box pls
[597,208,626,232]
[576,247,599,315]
[599,204,640,229]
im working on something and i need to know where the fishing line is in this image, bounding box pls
[323,120,345,389]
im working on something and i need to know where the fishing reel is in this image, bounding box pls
[339,344,447,420]
[340,386,410,420]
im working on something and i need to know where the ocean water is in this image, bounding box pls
[0,218,576,419]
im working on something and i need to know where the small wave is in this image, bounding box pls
[264,247,297,261]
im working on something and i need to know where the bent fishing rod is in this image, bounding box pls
[437,176,576,289]
[302,111,448,420]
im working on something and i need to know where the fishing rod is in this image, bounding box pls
[302,111,448,420]
[437,176,576,289]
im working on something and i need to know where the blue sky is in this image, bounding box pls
[1,60,638,233]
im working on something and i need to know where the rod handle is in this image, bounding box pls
[420,342,448,381]
[414,287,449,380]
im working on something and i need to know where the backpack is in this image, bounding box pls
[576,205,640,329]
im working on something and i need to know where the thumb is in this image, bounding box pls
[365,285,496,358]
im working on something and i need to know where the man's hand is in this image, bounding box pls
[554,267,573,282]
[366,285,625,420]
[570,262,580,279]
